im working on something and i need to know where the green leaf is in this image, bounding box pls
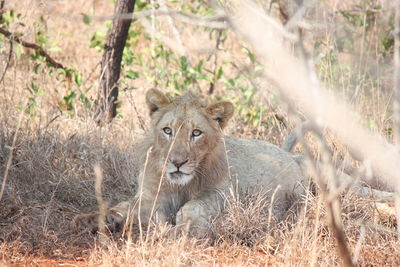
[81,13,91,25]
[73,71,82,86]
[79,93,91,109]
[48,46,62,52]
[125,70,139,80]
[216,67,224,80]
[33,63,42,74]
[36,33,47,47]
[90,30,106,50]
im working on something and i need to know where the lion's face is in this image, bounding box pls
[145,89,234,186]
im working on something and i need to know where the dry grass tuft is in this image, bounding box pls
[212,190,281,248]
[0,118,139,260]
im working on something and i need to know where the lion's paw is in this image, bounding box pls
[73,209,127,233]
[176,201,210,238]
[73,213,101,233]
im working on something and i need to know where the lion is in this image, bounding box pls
[74,89,306,237]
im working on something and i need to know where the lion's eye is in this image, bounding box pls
[163,127,172,135]
[192,129,202,137]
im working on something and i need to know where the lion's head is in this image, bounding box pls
[145,89,234,186]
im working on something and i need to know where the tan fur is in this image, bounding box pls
[74,90,305,236]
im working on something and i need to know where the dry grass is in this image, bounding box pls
[0,0,398,266]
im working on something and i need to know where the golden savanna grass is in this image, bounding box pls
[0,0,398,265]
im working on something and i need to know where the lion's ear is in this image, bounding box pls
[146,89,170,115]
[206,101,234,129]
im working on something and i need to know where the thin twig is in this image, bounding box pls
[126,94,146,131]
[207,30,223,95]
[42,114,61,131]
[0,101,25,202]
[267,184,281,230]
[94,164,106,245]
[0,40,13,84]
[309,195,323,267]
[136,146,153,244]
[145,122,184,241]
[284,0,315,30]
[159,0,188,57]
[353,225,366,263]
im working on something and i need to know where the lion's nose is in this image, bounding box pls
[172,159,188,168]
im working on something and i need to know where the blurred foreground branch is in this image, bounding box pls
[228,1,400,192]
[296,122,354,267]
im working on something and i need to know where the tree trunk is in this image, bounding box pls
[94,0,136,124]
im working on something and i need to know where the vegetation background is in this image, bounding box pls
[0,0,398,265]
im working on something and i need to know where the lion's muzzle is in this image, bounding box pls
[166,158,195,186]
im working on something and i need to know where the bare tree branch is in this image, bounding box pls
[0,27,67,70]
[52,9,228,29]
